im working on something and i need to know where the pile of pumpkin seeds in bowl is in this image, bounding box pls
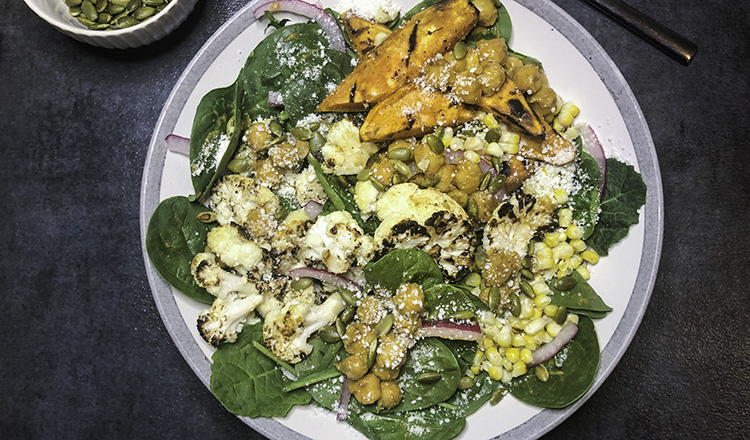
[64,0,172,30]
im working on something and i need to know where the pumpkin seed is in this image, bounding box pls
[143,0,165,5]
[106,4,125,14]
[433,126,445,140]
[369,175,386,192]
[81,1,98,21]
[125,0,141,14]
[109,0,131,6]
[227,158,250,173]
[485,127,502,143]
[309,131,326,154]
[487,175,505,193]
[133,6,155,20]
[520,268,534,280]
[522,255,532,269]
[390,159,411,178]
[387,147,412,161]
[416,371,442,384]
[337,175,350,188]
[64,0,83,6]
[519,280,535,298]
[338,289,357,307]
[489,388,505,405]
[357,168,372,181]
[554,275,577,291]
[453,41,468,60]
[488,286,501,310]
[535,365,550,382]
[554,306,568,325]
[97,12,112,23]
[335,317,347,341]
[466,197,479,219]
[114,15,139,28]
[339,306,355,324]
[69,6,82,16]
[491,155,502,172]
[195,211,216,224]
[290,277,313,291]
[510,292,521,317]
[425,134,444,154]
[95,0,107,12]
[367,339,378,368]
[418,174,440,188]
[269,119,284,137]
[452,310,475,320]
[458,376,476,390]
[308,121,320,131]
[374,314,393,337]
[479,171,492,191]
[318,326,341,343]
[291,126,313,140]
[392,173,404,185]
[527,240,536,256]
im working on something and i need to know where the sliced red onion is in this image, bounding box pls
[444,149,465,165]
[289,267,363,292]
[419,319,482,341]
[528,321,578,367]
[335,377,350,421]
[478,157,497,177]
[253,0,346,52]
[303,200,323,219]
[268,91,284,107]
[165,134,190,156]
[580,125,607,198]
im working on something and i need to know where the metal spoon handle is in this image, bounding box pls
[582,0,697,65]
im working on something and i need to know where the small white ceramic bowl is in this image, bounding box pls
[24,0,201,49]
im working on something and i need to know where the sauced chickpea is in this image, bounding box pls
[528,85,558,118]
[393,283,424,315]
[370,154,396,187]
[269,141,303,169]
[343,322,376,355]
[336,352,369,381]
[469,190,500,224]
[246,121,273,152]
[356,296,386,325]
[244,204,279,240]
[254,158,282,187]
[371,364,400,381]
[512,64,544,95]
[349,373,381,405]
[504,56,524,76]
[376,333,409,370]
[453,159,482,193]
[476,38,508,65]
[448,188,469,207]
[472,0,498,27]
[504,156,533,192]
[452,71,482,104]
[434,163,456,192]
[482,249,522,286]
[393,313,422,338]
[413,141,445,177]
[378,380,403,409]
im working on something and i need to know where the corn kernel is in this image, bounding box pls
[473,349,485,365]
[465,136,484,152]
[486,142,503,157]
[505,347,520,363]
[373,32,389,46]
[500,131,520,144]
[488,365,503,381]
[502,358,513,371]
[512,333,525,347]
[553,242,575,260]
[502,142,519,154]
[576,266,591,280]
[483,113,499,129]
[554,189,569,205]
[537,258,554,270]
[525,317,547,335]
[564,126,579,140]
[534,331,553,345]
[531,308,543,320]
[502,369,513,383]
[482,336,495,349]
[496,325,512,348]
[546,321,562,338]
[544,232,560,247]
[464,150,481,163]
[486,347,503,366]
[471,365,481,375]
[534,294,551,309]
[558,208,573,228]
[566,224,584,240]
[553,118,565,133]
[568,254,583,269]
[520,348,533,364]
[523,334,538,350]
[532,281,551,296]
[450,137,465,151]
[544,304,559,317]
[520,297,535,319]
[570,239,587,253]
[557,258,570,273]
[582,250,600,264]
[557,101,580,127]
[512,361,527,377]
[567,314,580,325]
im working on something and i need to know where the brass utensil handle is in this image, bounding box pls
[583,0,698,65]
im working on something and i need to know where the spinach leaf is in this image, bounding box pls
[423,283,488,320]
[569,137,602,239]
[210,322,311,417]
[189,76,244,201]
[364,249,444,295]
[309,156,380,234]
[291,338,344,390]
[241,22,354,125]
[465,1,512,46]
[145,196,215,304]
[347,401,466,440]
[587,158,647,256]
[379,338,461,413]
[506,315,599,408]
[547,271,612,314]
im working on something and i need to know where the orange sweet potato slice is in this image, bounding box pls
[341,13,392,59]
[477,78,546,139]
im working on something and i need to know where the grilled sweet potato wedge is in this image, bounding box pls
[518,117,577,165]
[341,13,392,59]
[317,0,478,112]
[360,85,476,142]
[478,79,546,139]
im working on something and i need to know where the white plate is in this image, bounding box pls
[140,0,664,438]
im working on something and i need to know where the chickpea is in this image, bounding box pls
[269,141,303,168]
[370,154,396,187]
[413,141,445,177]
[343,322,376,355]
[504,156,532,192]
[254,158,282,187]
[472,0,498,27]
[378,380,403,409]
[482,249,522,286]
[336,352,369,381]
[356,296,386,325]
[393,313,421,338]
[512,64,544,95]
[451,72,482,104]
[393,283,424,315]
[349,373,381,405]
[246,122,272,152]
[448,189,469,207]
[244,204,278,239]
[453,159,482,193]
[480,62,507,96]
[469,190,500,224]
[476,38,508,65]
[504,56,524,76]
[434,163,456,192]
[371,364,400,381]
[529,85,558,118]
[376,333,409,370]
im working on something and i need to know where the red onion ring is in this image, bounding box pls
[289,267,363,292]
[419,319,482,341]
[303,200,323,219]
[478,157,497,177]
[580,125,607,198]
[528,321,578,367]
[165,134,190,156]
[253,0,347,52]
[335,377,350,421]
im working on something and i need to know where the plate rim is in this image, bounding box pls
[139,0,664,438]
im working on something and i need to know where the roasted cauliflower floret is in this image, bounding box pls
[271,208,315,273]
[321,119,380,175]
[191,252,264,346]
[208,174,282,240]
[373,183,476,282]
[304,211,375,274]
[263,289,347,363]
[353,179,380,217]
[206,224,272,280]
[294,164,328,206]
[482,193,555,259]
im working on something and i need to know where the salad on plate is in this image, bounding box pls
[145,0,647,438]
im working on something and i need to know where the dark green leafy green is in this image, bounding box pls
[347,400,466,440]
[189,76,244,201]
[423,284,488,320]
[364,249,444,294]
[309,156,380,234]
[587,158,647,256]
[241,22,354,125]
[465,1,512,46]
[547,271,612,314]
[210,323,311,417]
[145,196,215,304]
[506,316,599,408]
[290,338,344,390]
[262,10,290,31]
[569,136,602,239]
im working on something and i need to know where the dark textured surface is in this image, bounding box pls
[2,0,748,439]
